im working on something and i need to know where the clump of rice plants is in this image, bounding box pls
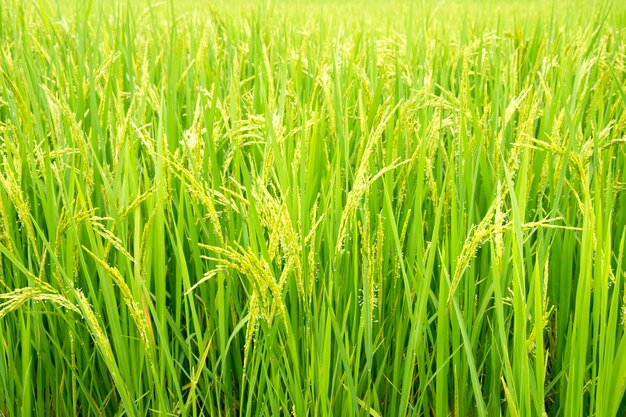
[0,0,625,415]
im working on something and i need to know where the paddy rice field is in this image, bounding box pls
[0,0,625,415]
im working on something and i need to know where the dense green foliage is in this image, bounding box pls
[1,0,625,415]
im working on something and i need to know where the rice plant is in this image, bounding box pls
[0,0,625,415]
